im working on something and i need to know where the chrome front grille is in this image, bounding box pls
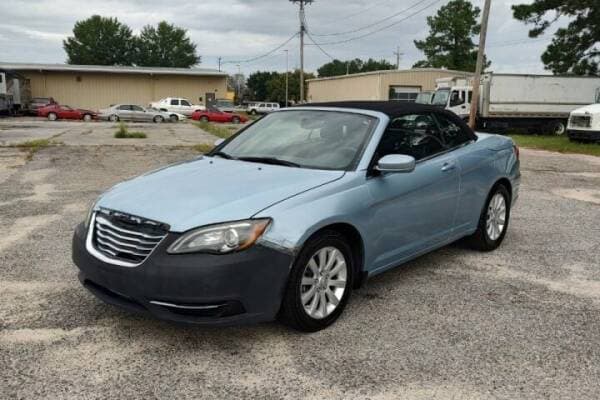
[91,210,168,265]
[570,115,591,128]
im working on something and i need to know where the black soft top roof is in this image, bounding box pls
[301,101,476,139]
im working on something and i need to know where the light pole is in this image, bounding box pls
[290,0,313,103]
[285,49,289,107]
[469,0,492,129]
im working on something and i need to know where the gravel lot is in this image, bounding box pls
[1,119,599,399]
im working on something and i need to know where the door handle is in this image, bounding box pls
[441,161,456,172]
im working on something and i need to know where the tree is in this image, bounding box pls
[246,71,278,101]
[136,21,200,68]
[64,15,136,65]
[317,58,395,77]
[513,2,599,75]
[413,0,488,72]
[266,70,315,103]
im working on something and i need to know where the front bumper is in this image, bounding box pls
[568,129,600,141]
[72,223,294,326]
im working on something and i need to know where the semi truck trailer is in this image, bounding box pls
[0,70,31,115]
[431,73,600,135]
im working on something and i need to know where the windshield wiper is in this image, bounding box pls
[237,156,301,168]
[211,151,236,160]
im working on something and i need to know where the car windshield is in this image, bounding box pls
[215,110,378,170]
[432,89,450,106]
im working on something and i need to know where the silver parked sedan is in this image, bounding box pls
[99,104,185,123]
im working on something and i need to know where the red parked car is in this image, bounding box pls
[191,109,248,124]
[38,104,97,121]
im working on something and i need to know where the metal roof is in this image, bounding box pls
[0,62,227,77]
[306,68,473,82]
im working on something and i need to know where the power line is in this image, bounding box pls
[310,0,434,37]
[222,32,299,65]
[307,0,442,46]
[305,32,336,60]
[487,37,550,48]
[322,0,394,23]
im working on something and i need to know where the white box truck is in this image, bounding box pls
[431,73,600,135]
[0,70,31,115]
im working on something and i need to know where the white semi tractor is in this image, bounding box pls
[430,73,600,135]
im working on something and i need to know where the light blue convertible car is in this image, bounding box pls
[72,102,520,332]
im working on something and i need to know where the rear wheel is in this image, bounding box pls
[200,116,209,123]
[169,114,179,123]
[467,184,511,251]
[547,120,566,136]
[250,109,257,115]
[82,114,92,122]
[232,116,241,124]
[109,114,119,122]
[153,115,164,123]
[279,231,353,332]
[47,112,57,121]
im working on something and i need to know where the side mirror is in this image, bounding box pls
[214,138,225,146]
[375,154,416,173]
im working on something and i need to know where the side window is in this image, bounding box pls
[449,90,465,107]
[375,113,446,161]
[117,105,129,110]
[259,103,265,108]
[181,100,191,107]
[170,99,179,106]
[434,113,473,149]
[131,105,144,112]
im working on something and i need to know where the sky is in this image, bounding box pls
[0,0,559,76]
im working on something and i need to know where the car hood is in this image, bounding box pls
[571,104,600,115]
[96,157,344,232]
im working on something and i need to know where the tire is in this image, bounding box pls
[47,112,57,121]
[109,115,119,122]
[279,230,354,332]
[250,109,257,115]
[82,114,92,122]
[200,116,209,123]
[169,114,178,123]
[153,115,164,123]
[232,116,240,124]
[547,120,566,136]
[467,184,511,252]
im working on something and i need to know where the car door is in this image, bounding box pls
[180,99,193,115]
[366,113,460,271]
[130,105,148,121]
[447,89,471,119]
[60,106,77,119]
[116,105,132,121]
[432,112,484,236]
[169,99,180,113]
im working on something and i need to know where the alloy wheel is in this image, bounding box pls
[300,246,347,320]
[486,193,507,241]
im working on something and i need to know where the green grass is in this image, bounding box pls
[194,121,237,139]
[114,122,146,139]
[510,135,600,157]
[193,143,215,153]
[12,139,62,160]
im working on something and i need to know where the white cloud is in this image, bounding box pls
[0,0,559,75]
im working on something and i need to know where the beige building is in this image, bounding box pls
[0,62,228,110]
[307,68,473,103]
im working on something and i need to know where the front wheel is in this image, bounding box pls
[232,116,241,124]
[47,112,57,121]
[547,120,566,136]
[200,116,209,123]
[169,114,178,123]
[82,114,93,122]
[467,184,511,251]
[153,115,164,123]
[250,109,257,115]
[279,231,353,332]
[109,114,119,122]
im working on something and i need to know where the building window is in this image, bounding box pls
[389,86,421,102]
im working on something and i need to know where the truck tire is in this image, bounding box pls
[546,120,566,136]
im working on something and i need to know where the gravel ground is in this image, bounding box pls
[0,139,599,399]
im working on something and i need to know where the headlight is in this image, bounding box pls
[167,219,271,255]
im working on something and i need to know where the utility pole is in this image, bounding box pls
[218,57,222,72]
[393,47,404,69]
[290,0,313,103]
[285,49,289,107]
[469,0,491,130]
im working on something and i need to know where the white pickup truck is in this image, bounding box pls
[149,97,205,116]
